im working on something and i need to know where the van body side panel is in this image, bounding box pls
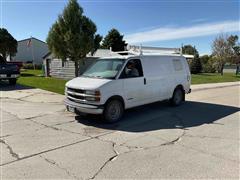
[182,58,191,93]
[99,79,125,105]
[140,57,161,102]
[141,56,172,101]
[122,76,148,108]
[171,57,191,93]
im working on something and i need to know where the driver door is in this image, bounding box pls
[119,59,148,108]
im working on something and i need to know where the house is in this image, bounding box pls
[43,49,111,79]
[9,37,49,65]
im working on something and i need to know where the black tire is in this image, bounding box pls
[170,87,184,106]
[9,78,17,85]
[103,99,124,123]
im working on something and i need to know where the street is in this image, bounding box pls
[0,82,239,179]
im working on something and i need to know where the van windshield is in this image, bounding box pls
[82,58,125,79]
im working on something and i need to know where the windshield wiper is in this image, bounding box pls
[93,76,104,79]
[82,75,114,79]
[81,75,103,79]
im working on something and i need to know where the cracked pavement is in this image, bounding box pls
[0,82,239,179]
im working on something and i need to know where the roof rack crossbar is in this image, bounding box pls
[109,45,183,56]
[127,45,182,55]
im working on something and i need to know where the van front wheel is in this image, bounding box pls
[104,99,124,123]
[171,88,184,106]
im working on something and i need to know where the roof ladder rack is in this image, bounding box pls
[127,45,182,55]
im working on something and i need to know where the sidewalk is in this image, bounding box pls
[191,81,240,92]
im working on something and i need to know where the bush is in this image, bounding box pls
[190,54,202,74]
[22,63,42,70]
[22,63,34,69]
[202,63,216,73]
[35,64,43,70]
[200,55,217,73]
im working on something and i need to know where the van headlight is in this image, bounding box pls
[85,90,101,102]
[85,90,101,96]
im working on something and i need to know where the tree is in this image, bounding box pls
[182,45,198,55]
[47,0,102,77]
[200,55,210,73]
[101,28,126,51]
[227,35,240,64]
[0,28,17,60]
[212,34,233,75]
[200,55,217,73]
[190,54,202,74]
[91,34,102,56]
[200,55,210,65]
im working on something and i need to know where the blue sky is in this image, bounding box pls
[1,0,239,55]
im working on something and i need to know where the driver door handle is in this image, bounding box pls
[144,78,146,85]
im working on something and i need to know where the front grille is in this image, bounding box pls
[68,94,84,99]
[67,87,85,103]
[67,87,85,94]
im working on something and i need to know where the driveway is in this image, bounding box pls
[1,82,239,179]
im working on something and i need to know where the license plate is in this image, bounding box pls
[68,106,75,113]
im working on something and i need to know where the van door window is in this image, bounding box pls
[120,59,143,78]
[173,59,183,71]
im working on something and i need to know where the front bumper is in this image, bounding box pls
[0,74,20,79]
[64,98,103,114]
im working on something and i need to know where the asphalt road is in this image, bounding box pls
[0,82,239,179]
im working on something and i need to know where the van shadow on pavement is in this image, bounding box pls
[75,101,240,132]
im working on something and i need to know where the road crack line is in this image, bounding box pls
[0,139,20,160]
[39,155,80,180]
[88,140,118,180]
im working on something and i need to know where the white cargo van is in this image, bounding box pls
[65,46,191,122]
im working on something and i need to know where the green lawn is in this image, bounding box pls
[18,69,67,94]
[17,70,240,95]
[191,73,240,84]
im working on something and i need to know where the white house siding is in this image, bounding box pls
[49,58,97,79]
[49,59,75,79]
[11,38,49,64]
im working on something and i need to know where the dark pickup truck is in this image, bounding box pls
[0,56,20,85]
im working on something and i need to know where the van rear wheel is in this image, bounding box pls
[171,88,184,106]
[104,99,124,123]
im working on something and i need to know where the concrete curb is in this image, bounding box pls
[191,81,240,92]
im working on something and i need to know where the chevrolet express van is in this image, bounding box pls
[65,52,191,122]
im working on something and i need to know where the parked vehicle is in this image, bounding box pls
[0,56,20,85]
[65,46,191,122]
[7,61,23,71]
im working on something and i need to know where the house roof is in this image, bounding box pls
[87,49,111,57]
[42,52,52,59]
[44,49,112,59]
[18,37,46,44]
